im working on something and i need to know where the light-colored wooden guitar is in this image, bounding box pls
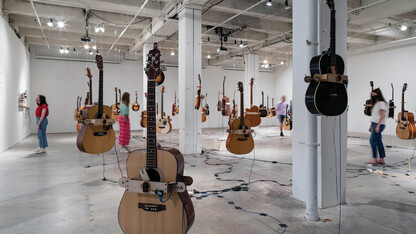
[156,86,172,134]
[266,95,273,118]
[77,55,116,154]
[271,98,277,116]
[118,43,195,234]
[229,90,238,124]
[396,83,416,139]
[221,76,231,116]
[244,78,261,127]
[140,93,148,128]
[283,104,292,131]
[226,82,255,155]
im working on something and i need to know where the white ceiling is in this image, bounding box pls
[3,0,416,68]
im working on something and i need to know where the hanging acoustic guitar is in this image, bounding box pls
[217,91,221,112]
[388,83,395,118]
[111,87,120,122]
[172,91,179,116]
[77,55,116,154]
[283,104,292,131]
[258,91,268,117]
[364,81,374,116]
[395,83,416,140]
[195,75,202,110]
[118,43,195,234]
[305,0,348,116]
[132,91,140,112]
[226,82,254,155]
[140,93,148,128]
[244,78,261,127]
[271,98,277,116]
[156,86,172,134]
[221,76,231,116]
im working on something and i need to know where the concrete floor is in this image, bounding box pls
[0,127,415,233]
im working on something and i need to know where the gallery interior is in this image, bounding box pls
[1,0,416,233]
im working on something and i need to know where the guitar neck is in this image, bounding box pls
[147,79,157,168]
[330,8,336,68]
[89,80,93,105]
[161,93,164,115]
[401,91,405,115]
[250,83,253,106]
[239,89,244,126]
[98,70,103,115]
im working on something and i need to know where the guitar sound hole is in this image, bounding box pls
[146,169,161,181]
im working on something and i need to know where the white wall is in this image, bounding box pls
[30,57,279,133]
[274,64,293,102]
[0,17,31,152]
[274,43,416,134]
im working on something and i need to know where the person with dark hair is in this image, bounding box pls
[35,95,49,154]
[119,92,131,153]
[366,88,387,165]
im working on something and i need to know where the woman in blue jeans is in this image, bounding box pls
[366,88,387,165]
[35,95,49,154]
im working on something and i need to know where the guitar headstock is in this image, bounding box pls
[238,82,243,92]
[261,91,264,96]
[145,43,161,80]
[115,87,118,93]
[250,78,254,86]
[135,91,138,96]
[86,67,92,79]
[370,81,374,88]
[95,55,103,70]
[161,86,165,94]
[145,92,148,99]
[403,83,408,92]
[326,0,335,10]
[223,76,226,84]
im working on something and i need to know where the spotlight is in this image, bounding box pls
[239,41,244,48]
[57,20,65,28]
[59,47,64,54]
[89,50,93,55]
[207,55,211,59]
[100,26,105,33]
[84,44,89,49]
[171,51,175,56]
[65,48,69,54]
[47,18,53,27]
[92,45,97,50]
[281,61,284,65]
[285,0,290,9]
[95,26,100,33]
[266,0,272,7]
[400,25,408,31]
[264,59,268,64]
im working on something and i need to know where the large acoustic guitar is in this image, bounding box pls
[388,83,395,118]
[195,75,201,110]
[118,43,194,234]
[140,93,148,128]
[271,98,277,116]
[156,86,172,134]
[221,76,231,116]
[132,91,140,112]
[77,55,116,154]
[258,91,268,117]
[364,81,374,116]
[244,78,261,127]
[266,95,273,118]
[230,90,238,121]
[396,83,416,140]
[305,0,348,116]
[226,82,254,155]
[76,93,90,132]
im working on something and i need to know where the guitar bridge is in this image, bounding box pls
[138,203,166,212]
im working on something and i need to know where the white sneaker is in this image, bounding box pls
[36,148,46,154]
[120,148,129,153]
[35,148,41,153]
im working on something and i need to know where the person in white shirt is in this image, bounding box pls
[366,88,387,165]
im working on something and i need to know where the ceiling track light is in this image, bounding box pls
[400,24,408,31]
[59,46,64,54]
[47,18,53,27]
[267,0,272,7]
[57,20,65,28]
[171,51,175,56]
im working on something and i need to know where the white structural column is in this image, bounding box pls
[318,0,347,208]
[142,43,152,138]
[292,0,348,218]
[244,53,259,108]
[178,5,202,154]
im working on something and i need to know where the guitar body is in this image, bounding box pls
[217,101,221,111]
[283,117,292,131]
[204,105,210,116]
[226,118,254,155]
[172,104,176,116]
[271,108,277,116]
[156,113,172,134]
[194,96,201,110]
[77,105,116,154]
[140,111,147,128]
[244,106,261,127]
[396,112,416,139]
[201,107,207,123]
[118,148,195,234]
[259,107,268,118]
[222,97,231,116]
[132,103,140,112]
[364,99,372,116]
[111,104,120,122]
[155,71,165,85]
[305,53,347,116]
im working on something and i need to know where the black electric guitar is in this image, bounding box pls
[305,0,348,116]
[118,43,194,234]
[389,83,395,118]
[364,81,374,116]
